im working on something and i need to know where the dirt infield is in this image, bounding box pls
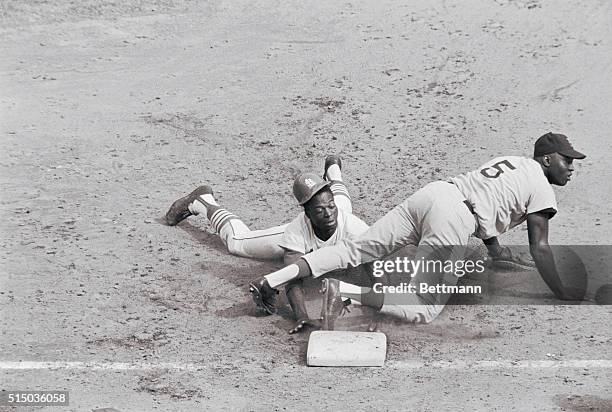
[1,0,611,410]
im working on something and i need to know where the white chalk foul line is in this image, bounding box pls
[0,360,611,371]
[387,359,612,369]
[0,361,202,371]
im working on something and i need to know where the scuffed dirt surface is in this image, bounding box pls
[1,0,611,410]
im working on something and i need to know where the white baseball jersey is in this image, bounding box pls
[449,156,557,239]
[279,208,370,254]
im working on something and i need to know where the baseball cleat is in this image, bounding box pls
[323,155,342,181]
[165,185,213,226]
[319,278,350,330]
[490,247,536,271]
[248,277,279,315]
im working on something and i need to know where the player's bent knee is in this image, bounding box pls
[225,239,240,256]
[421,304,445,324]
[225,238,252,258]
[419,312,436,324]
[380,304,443,324]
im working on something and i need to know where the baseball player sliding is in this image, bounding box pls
[249,133,586,328]
[165,156,369,333]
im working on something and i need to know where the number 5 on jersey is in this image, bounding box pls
[480,159,516,179]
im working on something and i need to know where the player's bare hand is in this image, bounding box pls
[366,310,383,332]
[288,318,322,334]
[366,319,379,332]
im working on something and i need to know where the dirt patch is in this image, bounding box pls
[310,97,346,112]
[554,394,612,411]
[137,372,203,400]
[89,330,170,349]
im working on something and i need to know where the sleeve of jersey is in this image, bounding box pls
[527,177,558,218]
[277,217,307,254]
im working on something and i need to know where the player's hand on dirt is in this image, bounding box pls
[366,319,379,332]
[288,317,322,334]
[366,309,382,332]
[490,246,535,270]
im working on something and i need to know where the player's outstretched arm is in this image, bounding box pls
[282,249,320,333]
[526,212,581,300]
[283,250,303,266]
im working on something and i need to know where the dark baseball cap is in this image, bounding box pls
[534,132,586,159]
[293,172,331,205]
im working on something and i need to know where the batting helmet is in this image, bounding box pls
[293,172,331,205]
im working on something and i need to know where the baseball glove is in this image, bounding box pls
[249,277,279,315]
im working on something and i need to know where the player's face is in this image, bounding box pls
[305,190,338,232]
[547,153,575,186]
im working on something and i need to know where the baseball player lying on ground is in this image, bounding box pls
[165,156,370,333]
[249,132,586,328]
